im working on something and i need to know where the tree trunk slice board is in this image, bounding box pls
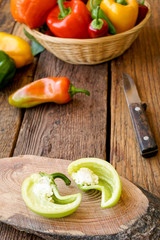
[0,155,159,239]
[110,0,160,197]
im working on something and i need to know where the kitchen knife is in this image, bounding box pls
[122,72,158,158]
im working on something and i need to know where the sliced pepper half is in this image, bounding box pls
[68,158,121,208]
[22,172,82,218]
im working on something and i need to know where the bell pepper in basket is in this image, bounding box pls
[68,158,121,208]
[136,0,148,24]
[0,51,16,90]
[88,7,109,38]
[90,0,116,35]
[11,0,57,29]
[47,0,92,38]
[0,32,33,68]
[9,77,90,108]
[100,0,139,33]
[22,172,82,218]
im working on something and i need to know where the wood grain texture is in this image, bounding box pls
[0,2,38,159]
[0,3,107,240]
[110,0,160,197]
[0,0,39,238]
[13,52,107,160]
[0,0,15,33]
[0,0,160,239]
[1,155,159,240]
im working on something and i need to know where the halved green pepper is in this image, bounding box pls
[22,172,82,218]
[68,158,121,208]
[0,50,16,90]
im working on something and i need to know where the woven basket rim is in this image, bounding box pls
[24,1,151,45]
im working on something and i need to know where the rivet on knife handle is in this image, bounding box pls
[129,102,158,158]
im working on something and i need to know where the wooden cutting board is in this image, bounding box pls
[0,155,159,240]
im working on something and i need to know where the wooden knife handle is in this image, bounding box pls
[129,103,158,158]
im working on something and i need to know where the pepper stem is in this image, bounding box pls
[90,0,102,9]
[139,0,145,5]
[51,173,71,186]
[91,7,104,30]
[115,0,128,5]
[90,0,94,10]
[69,83,90,98]
[39,172,71,186]
[96,6,100,25]
[58,0,71,19]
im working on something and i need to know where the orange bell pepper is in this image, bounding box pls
[9,77,90,108]
[100,0,139,33]
[11,0,57,29]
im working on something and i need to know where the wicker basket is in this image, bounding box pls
[24,2,150,65]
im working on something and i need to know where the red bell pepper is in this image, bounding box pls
[88,6,109,38]
[9,77,90,108]
[136,4,148,25]
[47,0,92,39]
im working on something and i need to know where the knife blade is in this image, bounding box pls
[122,72,158,158]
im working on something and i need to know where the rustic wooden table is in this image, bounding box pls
[0,0,160,239]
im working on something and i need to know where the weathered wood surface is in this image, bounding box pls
[13,56,107,159]
[1,155,160,240]
[110,0,160,197]
[0,0,160,239]
[0,1,107,239]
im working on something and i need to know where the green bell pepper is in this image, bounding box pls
[90,0,116,35]
[68,158,121,208]
[0,50,16,90]
[22,172,82,218]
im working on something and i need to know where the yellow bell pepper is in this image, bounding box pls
[0,32,34,68]
[100,0,139,33]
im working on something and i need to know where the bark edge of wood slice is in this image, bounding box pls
[0,155,159,240]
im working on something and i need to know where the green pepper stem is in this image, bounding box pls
[58,0,71,19]
[139,0,145,5]
[115,0,128,5]
[39,172,71,186]
[51,173,71,186]
[96,6,100,25]
[69,83,90,98]
[90,0,95,10]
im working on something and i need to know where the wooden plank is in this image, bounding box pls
[0,1,38,159]
[0,0,39,239]
[0,0,19,158]
[110,0,160,197]
[0,0,15,32]
[13,51,107,160]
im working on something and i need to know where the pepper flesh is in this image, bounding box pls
[0,51,16,90]
[136,4,148,24]
[22,172,82,218]
[88,19,109,38]
[47,0,91,39]
[88,6,109,38]
[100,0,139,33]
[0,32,34,68]
[68,158,121,208]
[11,0,57,29]
[9,77,90,108]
